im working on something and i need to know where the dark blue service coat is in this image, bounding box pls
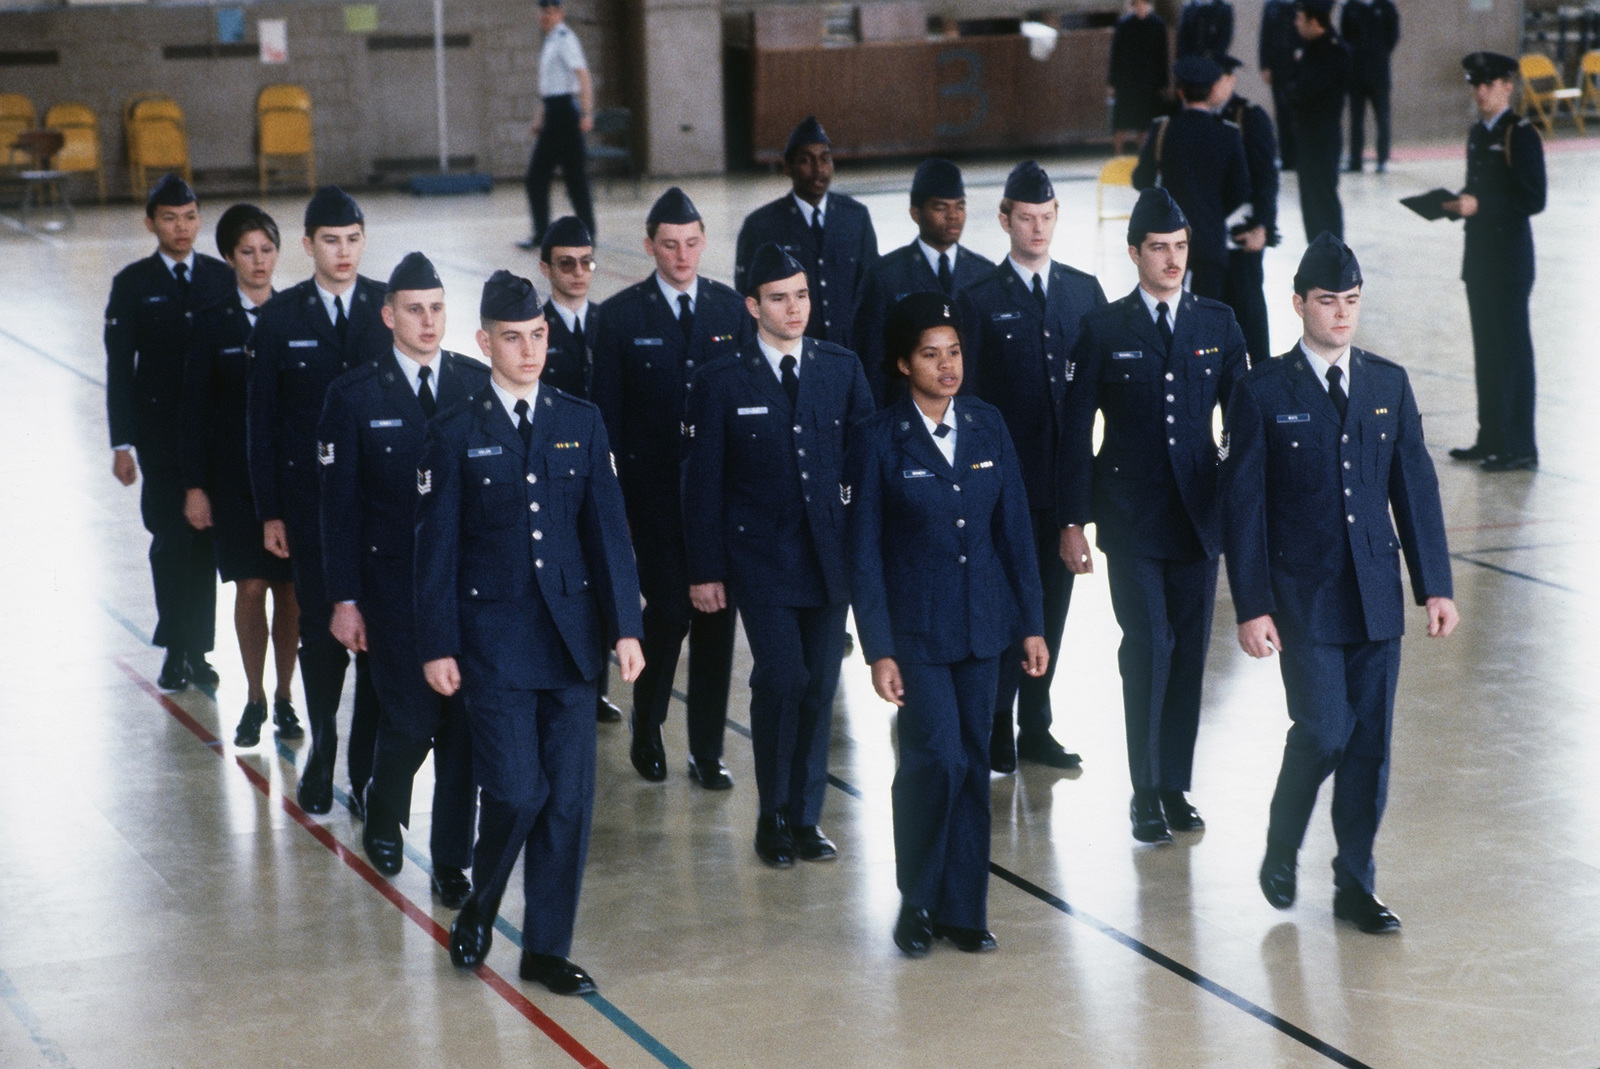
[853,241,994,407]
[1133,109,1252,276]
[1176,0,1233,58]
[734,193,879,348]
[540,299,595,398]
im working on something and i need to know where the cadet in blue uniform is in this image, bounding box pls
[1341,0,1399,173]
[846,294,1046,958]
[956,161,1107,773]
[519,0,596,248]
[1258,0,1300,170]
[317,253,484,907]
[1133,55,1251,300]
[1443,52,1546,473]
[181,204,301,746]
[1284,0,1351,241]
[418,270,644,993]
[853,159,994,407]
[1176,0,1233,59]
[1108,0,1172,157]
[734,117,879,349]
[1220,234,1459,933]
[683,244,873,866]
[1215,55,1282,365]
[107,175,234,692]
[592,188,749,786]
[248,186,391,815]
[1059,190,1248,843]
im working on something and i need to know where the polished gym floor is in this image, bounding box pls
[1,138,1597,1068]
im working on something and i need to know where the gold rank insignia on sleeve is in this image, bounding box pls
[839,483,852,505]
[417,468,432,495]
[318,442,335,465]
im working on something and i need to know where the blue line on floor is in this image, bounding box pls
[1451,553,1580,593]
[0,325,104,387]
[0,968,76,1068]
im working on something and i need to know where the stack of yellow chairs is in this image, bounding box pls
[1,93,38,168]
[124,93,192,196]
[257,84,315,193]
[45,102,106,204]
[1579,51,1600,125]
[1518,52,1585,136]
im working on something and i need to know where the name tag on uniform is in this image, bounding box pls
[221,346,246,355]
[289,339,318,349]
[633,337,664,346]
[1112,350,1143,360]
[902,469,933,479]
[143,295,168,303]
[369,419,403,428]
[1276,413,1311,423]
[738,407,768,416]
[467,446,502,457]
[971,460,995,470]
[991,311,1022,322]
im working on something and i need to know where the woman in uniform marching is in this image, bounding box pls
[181,204,302,747]
[843,292,1048,957]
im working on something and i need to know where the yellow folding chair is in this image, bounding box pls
[257,84,315,193]
[45,102,107,204]
[1518,53,1584,136]
[0,93,38,168]
[124,93,192,197]
[1578,51,1600,123]
[1097,156,1139,221]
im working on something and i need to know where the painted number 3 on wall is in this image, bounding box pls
[936,47,987,137]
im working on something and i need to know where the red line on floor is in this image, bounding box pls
[114,659,610,1069]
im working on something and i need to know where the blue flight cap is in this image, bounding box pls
[1173,54,1223,87]
[743,242,808,297]
[784,115,831,159]
[145,173,196,216]
[304,185,364,230]
[1217,53,1245,73]
[910,158,965,208]
[646,186,702,228]
[479,269,543,321]
[1294,232,1363,294]
[1003,160,1055,204]
[540,216,593,260]
[387,251,443,293]
[1127,187,1190,246]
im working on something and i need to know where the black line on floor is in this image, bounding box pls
[0,324,105,387]
[1451,553,1580,593]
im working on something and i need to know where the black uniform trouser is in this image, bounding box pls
[894,656,998,931]
[1224,248,1271,365]
[633,559,735,761]
[526,94,595,245]
[741,602,848,827]
[136,443,216,657]
[1465,271,1538,458]
[286,514,379,792]
[1267,636,1399,896]
[1347,77,1391,168]
[993,508,1074,746]
[464,680,596,957]
[1105,553,1218,791]
[1295,119,1344,241]
[1270,80,1297,169]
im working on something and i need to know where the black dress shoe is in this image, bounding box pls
[1017,733,1082,770]
[754,812,795,868]
[629,713,667,782]
[1481,452,1538,472]
[686,755,734,790]
[156,650,188,692]
[1448,443,1491,461]
[431,866,473,910]
[1259,850,1297,909]
[519,952,596,995]
[186,655,220,689]
[297,759,334,816]
[893,903,932,957]
[932,922,998,953]
[1130,790,1172,843]
[362,820,404,876]
[272,697,304,740]
[792,824,838,862]
[449,899,495,967]
[990,734,1017,774]
[595,694,624,723]
[233,701,268,747]
[1160,791,1205,832]
[1333,887,1401,933]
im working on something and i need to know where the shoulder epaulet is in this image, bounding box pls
[700,277,742,300]
[337,361,384,390]
[1353,348,1400,370]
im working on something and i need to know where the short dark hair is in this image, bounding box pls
[1178,81,1214,104]
[304,221,364,240]
[215,203,280,258]
[1293,279,1361,299]
[1296,2,1332,28]
[645,217,704,241]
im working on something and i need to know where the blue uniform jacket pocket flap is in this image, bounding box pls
[902,469,933,479]
[467,446,503,457]
[1276,413,1311,423]
[737,407,769,416]
[991,311,1023,322]
[288,339,318,348]
[633,337,665,346]
[369,419,403,428]
[1112,350,1144,360]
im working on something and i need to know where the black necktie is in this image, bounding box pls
[678,293,694,341]
[1326,365,1348,420]
[1156,301,1174,354]
[173,261,190,302]
[514,398,533,448]
[417,365,436,418]
[780,354,799,407]
[811,209,824,250]
[334,294,349,342]
[938,251,953,296]
[1032,273,1047,314]
[572,310,586,354]
[932,423,952,439]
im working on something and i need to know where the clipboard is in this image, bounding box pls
[1400,188,1460,221]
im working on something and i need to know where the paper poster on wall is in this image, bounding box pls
[259,19,288,63]
[216,8,245,43]
[343,4,378,33]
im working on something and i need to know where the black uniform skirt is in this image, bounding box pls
[210,487,293,584]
